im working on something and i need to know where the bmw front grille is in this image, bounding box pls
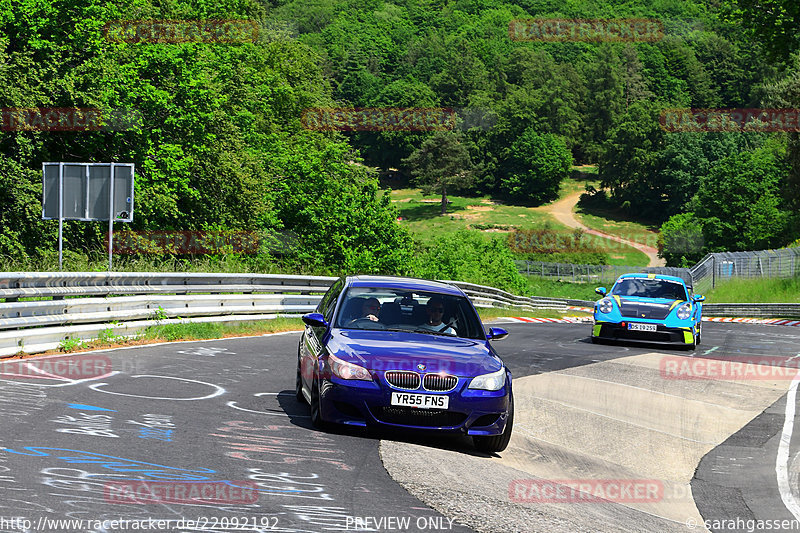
[384,371,457,392]
[385,370,421,390]
[423,373,458,392]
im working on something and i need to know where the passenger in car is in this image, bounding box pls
[417,297,456,335]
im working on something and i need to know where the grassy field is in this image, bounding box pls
[574,208,660,250]
[703,276,800,303]
[391,179,650,267]
[391,189,556,241]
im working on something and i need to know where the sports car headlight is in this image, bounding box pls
[328,354,371,381]
[676,303,692,321]
[468,367,506,391]
[598,298,614,314]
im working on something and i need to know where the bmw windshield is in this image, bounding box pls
[334,287,485,340]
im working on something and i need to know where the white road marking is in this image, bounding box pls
[776,372,800,521]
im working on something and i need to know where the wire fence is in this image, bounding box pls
[517,246,800,294]
[517,261,648,284]
[690,247,800,294]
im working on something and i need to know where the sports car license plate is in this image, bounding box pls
[627,323,657,332]
[391,392,449,409]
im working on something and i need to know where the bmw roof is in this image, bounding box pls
[347,275,464,295]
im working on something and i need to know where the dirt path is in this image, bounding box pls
[541,191,665,267]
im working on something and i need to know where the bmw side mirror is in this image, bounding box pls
[302,313,329,328]
[595,287,607,296]
[693,295,705,302]
[487,327,508,341]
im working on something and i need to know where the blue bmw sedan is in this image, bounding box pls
[296,275,513,453]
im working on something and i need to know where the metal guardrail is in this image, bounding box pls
[0,273,587,357]
[0,272,792,357]
[703,303,800,319]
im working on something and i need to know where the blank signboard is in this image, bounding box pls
[42,162,134,222]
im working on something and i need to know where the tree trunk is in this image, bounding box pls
[440,185,447,215]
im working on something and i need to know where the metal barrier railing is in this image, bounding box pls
[0,272,793,357]
[0,273,592,357]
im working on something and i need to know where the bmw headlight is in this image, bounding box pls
[598,298,614,314]
[469,367,506,391]
[676,303,692,321]
[328,353,371,381]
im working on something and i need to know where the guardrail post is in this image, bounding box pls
[712,256,715,289]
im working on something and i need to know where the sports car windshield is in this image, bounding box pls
[611,279,688,300]
[334,287,485,340]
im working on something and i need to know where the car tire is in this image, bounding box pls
[474,394,514,454]
[696,324,702,346]
[295,357,306,404]
[591,336,600,344]
[310,374,327,430]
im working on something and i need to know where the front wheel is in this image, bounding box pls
[474,394,514,454]
[295,357,306,403]
[310,375,327,430]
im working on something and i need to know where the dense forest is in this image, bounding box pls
[0,0,799,288]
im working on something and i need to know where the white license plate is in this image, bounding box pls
[628,323,657,332]
[391,392,449,410]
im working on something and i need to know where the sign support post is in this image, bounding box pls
[108,162,115,272]
[58,162,64,271]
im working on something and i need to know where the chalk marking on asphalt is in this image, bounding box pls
[703,346,720,356]
[776,371,800,521]
[88,375,225,400]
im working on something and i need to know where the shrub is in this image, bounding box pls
[412,230,528,295]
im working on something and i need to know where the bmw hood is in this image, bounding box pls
[327,329,502,376]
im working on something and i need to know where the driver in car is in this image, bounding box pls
[348,297,381,324]
[417,297,455,335]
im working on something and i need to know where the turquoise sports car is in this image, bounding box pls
[592,273,705,349]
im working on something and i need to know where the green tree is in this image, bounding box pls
[413,230,528,295]
[272,134,415,274]
[598,102,664,215]
[500,129,572,205]
[582,45,625,161]
[721,0,800,61]
[694,143,792,251]
[402,131,473,215]
[658,213,706,266]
